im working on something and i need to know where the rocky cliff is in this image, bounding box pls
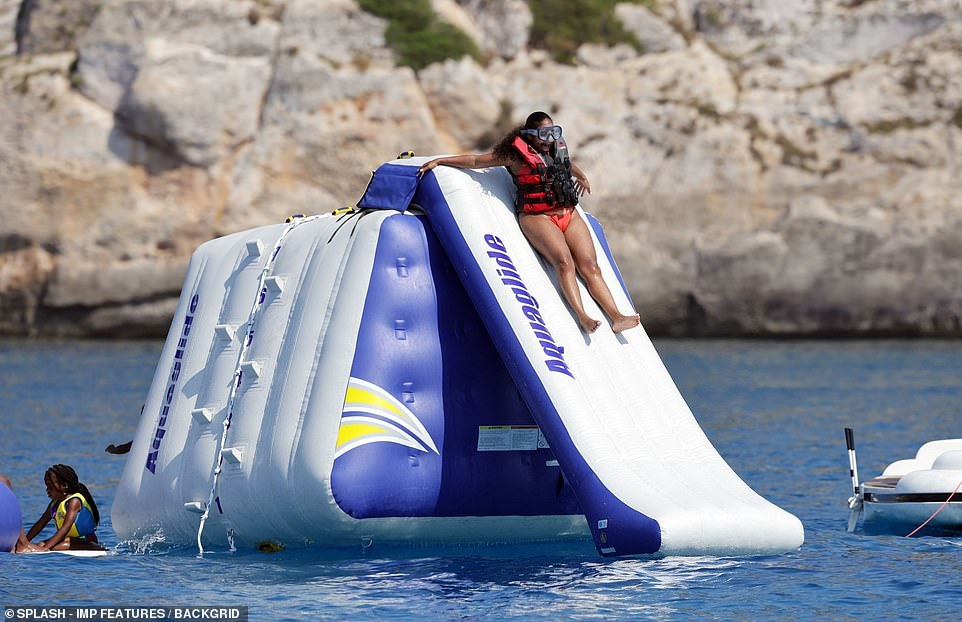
[2,0,960,337]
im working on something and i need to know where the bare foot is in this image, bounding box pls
[579,316,602,333]
[611,314,641,334]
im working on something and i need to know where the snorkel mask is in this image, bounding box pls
[521,124,563,142]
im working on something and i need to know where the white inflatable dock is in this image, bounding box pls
[112,158,804,557]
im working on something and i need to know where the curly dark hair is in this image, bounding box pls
[492,111,555,161]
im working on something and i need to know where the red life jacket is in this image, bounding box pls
[510,135,578,213]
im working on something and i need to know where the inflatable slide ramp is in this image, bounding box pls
[112,158,804,557]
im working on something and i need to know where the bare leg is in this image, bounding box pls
[564,214,640,333]
[519,213,602,333]
[46,536,104,551]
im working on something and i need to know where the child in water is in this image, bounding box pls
[20,464,104,552]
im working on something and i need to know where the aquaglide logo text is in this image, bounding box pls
[484,234,574,378]
[145,293,199,473]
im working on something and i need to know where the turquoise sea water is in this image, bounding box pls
[2,339,961,620]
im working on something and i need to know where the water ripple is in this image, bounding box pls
[3,339,962,620]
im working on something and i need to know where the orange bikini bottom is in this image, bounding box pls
[532,208,575,233]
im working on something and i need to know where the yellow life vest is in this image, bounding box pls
[54,492,96,538]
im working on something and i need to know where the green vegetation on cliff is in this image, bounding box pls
[530,0,650,64]
[360,0,652,69]
[358,0,480,71]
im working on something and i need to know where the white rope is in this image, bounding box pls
[195,215,319,556]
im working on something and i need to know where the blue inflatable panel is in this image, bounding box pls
[331,213,583,519]
[0,484,22,553]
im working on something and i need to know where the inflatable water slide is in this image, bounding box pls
[112,158,804,557]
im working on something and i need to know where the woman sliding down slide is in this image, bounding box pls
[420,111,640,335]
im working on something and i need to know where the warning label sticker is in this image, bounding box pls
[477,425,549,451]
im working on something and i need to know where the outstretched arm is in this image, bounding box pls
[105,440,133,454]
[24,504,52,542]
[418,152,514,176]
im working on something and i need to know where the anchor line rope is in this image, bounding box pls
[195,215,319,556]
[905,474,962,538]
